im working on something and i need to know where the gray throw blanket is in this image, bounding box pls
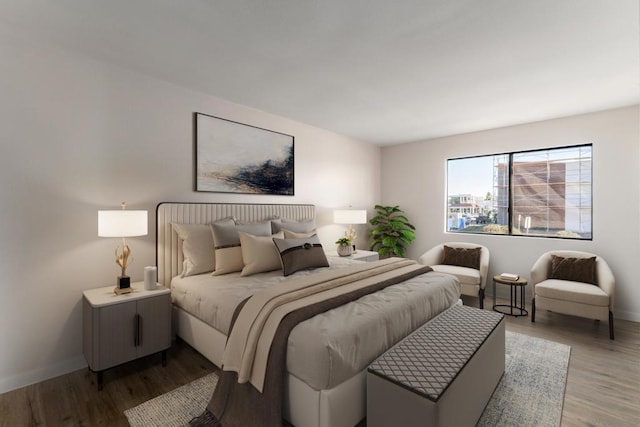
[190,264,433,427]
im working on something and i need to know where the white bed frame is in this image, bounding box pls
[157,202,365,427]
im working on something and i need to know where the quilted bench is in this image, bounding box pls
[367,304,505,426]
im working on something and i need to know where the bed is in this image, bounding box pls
[156,202,460,427]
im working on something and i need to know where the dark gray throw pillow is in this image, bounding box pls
[273,235,329,276]
[550,255,597,285]
[441,245,481,270]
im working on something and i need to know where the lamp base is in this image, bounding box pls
[114,276,132,295]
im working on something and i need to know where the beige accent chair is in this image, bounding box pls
[418,242,490,309]
[531,250,615,340]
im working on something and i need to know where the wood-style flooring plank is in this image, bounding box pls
[468,295,640,427]
[1,298,638,426]
[0,341,216,427]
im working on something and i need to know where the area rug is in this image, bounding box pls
[476,331,571,426]
[124,373,218,427]
[125,331,570,426]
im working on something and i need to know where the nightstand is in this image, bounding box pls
[82,282,171,389]
[326,249,380,262]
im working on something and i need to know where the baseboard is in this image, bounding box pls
[613,309,640,323]
[0,355,87,394]
[487,291,639,323]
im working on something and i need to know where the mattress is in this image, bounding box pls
[171,258,460,390]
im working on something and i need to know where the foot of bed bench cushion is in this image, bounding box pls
[367,305,505,427]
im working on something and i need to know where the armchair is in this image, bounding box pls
[531,250,615,340]
[418,242,490,309]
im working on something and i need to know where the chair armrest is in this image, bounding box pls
[418,246,443,266]
[596,258,616,309]
[530,253,551,288]
[478,248,490,290]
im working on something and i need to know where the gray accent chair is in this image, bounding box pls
[418,242,490,309]
[530,250,615,340]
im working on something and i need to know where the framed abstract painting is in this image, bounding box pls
[194,113,294,195]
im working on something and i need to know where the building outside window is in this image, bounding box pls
[447,144,592,239]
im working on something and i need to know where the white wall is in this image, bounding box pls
[0,33,380,393]
[1,25,636,397]
[381,106,640,322]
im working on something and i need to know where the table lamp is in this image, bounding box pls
[98,202,148,294]
[334,208,367,253]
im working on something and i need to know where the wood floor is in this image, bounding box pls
[1,297,638,426]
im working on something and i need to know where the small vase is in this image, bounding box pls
[337,245,353,257]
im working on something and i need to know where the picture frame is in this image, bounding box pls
[194,113,294,195]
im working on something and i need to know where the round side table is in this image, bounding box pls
[492,275,528,317]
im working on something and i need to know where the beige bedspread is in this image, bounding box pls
[171,258,460,390]
[224,258,422,391]
[171,257,359,334]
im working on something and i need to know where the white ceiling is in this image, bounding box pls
[1,0,638,145]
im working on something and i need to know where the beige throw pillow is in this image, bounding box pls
[172,220,233,277]
[272,218,316,234]
[283,229,316,239]
[239,231,284,276]
[211,221,272,275]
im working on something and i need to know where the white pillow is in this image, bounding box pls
[239,231,284,276]
[272,218,316,234]
[172,220,233,277]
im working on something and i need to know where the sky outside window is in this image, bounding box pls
[447,156,494,196]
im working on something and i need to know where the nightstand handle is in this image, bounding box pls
[134,314,141,346]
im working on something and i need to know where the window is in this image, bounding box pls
[446,144,592,239]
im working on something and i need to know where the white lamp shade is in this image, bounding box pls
[98,210,148,237]
[334,209,367,225]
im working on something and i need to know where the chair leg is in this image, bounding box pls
[479,288,485,309]
[531,298,536,322]
[609,311,615,340]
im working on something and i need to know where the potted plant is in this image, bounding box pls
[369,205,416,258]
[335,236,354,257]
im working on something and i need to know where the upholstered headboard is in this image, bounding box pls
[156,202,315,286]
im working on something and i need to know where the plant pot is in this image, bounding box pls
[337,245,353,257]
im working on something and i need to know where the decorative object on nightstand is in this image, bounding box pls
[83,282,171,389]
[144,266,157,290]
[335,237,354,257]
[334,207,367,253]
[369,205,416,258]
[98,202,148,294]
[499,272,519,281]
